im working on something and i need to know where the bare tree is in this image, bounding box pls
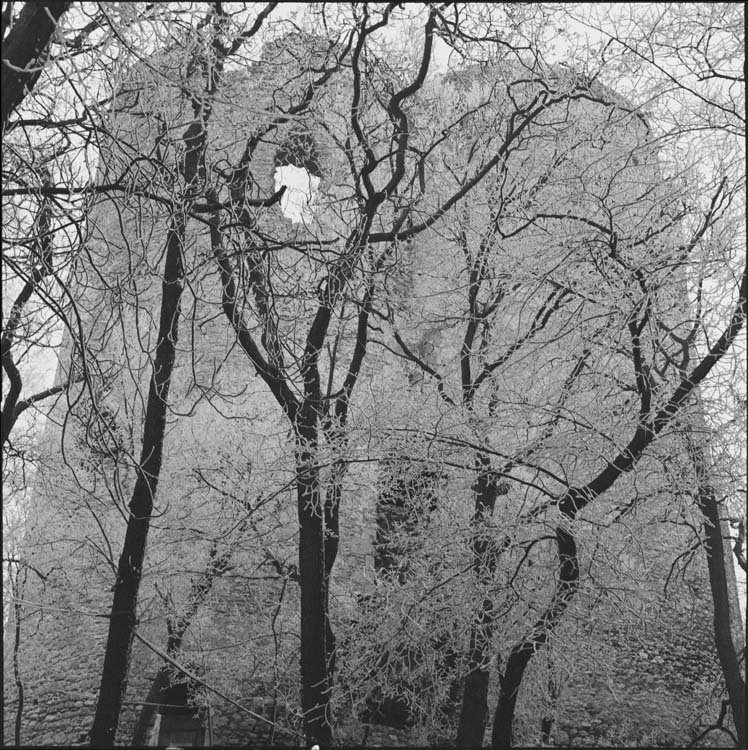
[88,5,282,745]
[545,6,746,744]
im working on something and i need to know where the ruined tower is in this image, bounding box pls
[3,28,743,749]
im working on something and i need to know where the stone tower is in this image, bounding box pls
[3,30,743,749]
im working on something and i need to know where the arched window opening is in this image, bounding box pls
[274,130,322,224]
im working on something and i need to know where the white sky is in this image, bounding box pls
[274,165,320,225]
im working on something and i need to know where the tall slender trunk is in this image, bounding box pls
[456,597,494,746]
[296,415,334,745]
[685,426,746,748]
[89,213,187,747]
[11,566,27,747]
[88,39,216,738]
[323,460,342,679]
[492,527,579,748]
[456,455,505,746]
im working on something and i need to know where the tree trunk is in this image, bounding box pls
[700,498,747,748]
[457,597,494,746]
[11,566,27,746]
[88,213,187,747]
[296,422,334,745]
[323,466,341,678]
[492,527,579,748]
[685,425,746,748]
[1,1,71,130]
[88,41,217,738]
[457,457,504,746]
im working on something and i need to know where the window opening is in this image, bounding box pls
[274,130,322,224]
